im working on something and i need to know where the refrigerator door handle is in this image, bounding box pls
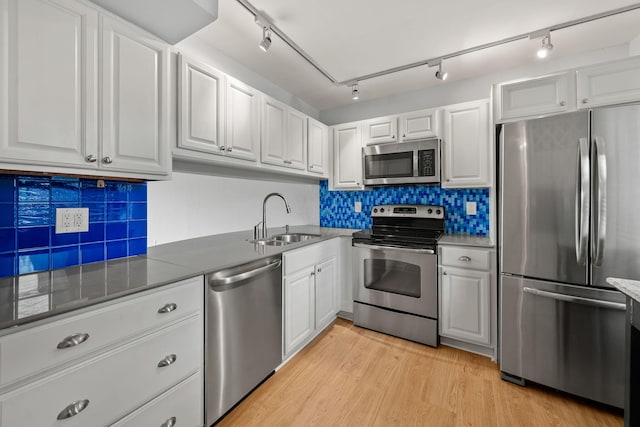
[575,137,590,265]
[592,136,607,267]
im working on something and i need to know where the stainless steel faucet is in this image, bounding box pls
[257,193,291,239]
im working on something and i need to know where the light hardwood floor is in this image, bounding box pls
[218,318,623,426]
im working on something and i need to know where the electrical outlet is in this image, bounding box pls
[354,201,362,213]
[466,201,477,216]
[56,208,89,233]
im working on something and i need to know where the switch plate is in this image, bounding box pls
[466,201,477,216]
[354,201,362,213]
[56,208,89,233]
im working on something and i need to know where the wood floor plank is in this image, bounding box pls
[216,318,623,427]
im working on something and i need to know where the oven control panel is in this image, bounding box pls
[370,204,444,219]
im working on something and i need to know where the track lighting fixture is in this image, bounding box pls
[427,59,448,81]
[536,33,553,59]
[351,83,360,100]
[259,26,272,52]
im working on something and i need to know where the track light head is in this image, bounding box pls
[536,34,553,58]
[351,83,360,100]
[434,61,448,81]
[259,27,272,52]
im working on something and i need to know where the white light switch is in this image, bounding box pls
[354,201,362,213]
[56,208,89,233]
[466,201,477,216]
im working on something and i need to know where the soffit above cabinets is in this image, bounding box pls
[187,0,640,110]
[89,0,218,44]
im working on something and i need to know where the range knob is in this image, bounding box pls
[427,208,433,214]
[373,208,378,213]
[436,209,441,215]
[380,208,385,213]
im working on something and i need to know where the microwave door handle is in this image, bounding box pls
[592,136,607,266]
[413,149,419,177]
[575,138,590,266]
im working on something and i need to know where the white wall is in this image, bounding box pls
[320,44,632,125]
[148,171,320,245]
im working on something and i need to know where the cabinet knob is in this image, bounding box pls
[582,98,589,104]
[443,271,447,275]
[102,156,113,164]
[310,271,315,276]
[161,417,177,427]
[57,399,90,420]
[85,154,97,163]
[317,268,322,273]
[458,256,471,262]
[402,134,406,138]
[220,146,226,151]
[309,165,314,169]
[57,333,90,349]
[559,101,566,106]
[446,179,450,182]
[157,354,177,368]
[392,135,395,139]
[227,147,232,152]
[157,303,177,314]
[356,182,361,186]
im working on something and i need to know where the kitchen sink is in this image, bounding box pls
[248,233,321,246]
[271,233,321,243]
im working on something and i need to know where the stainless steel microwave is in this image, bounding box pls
[362,138,440,186]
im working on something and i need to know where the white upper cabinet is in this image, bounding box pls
[286,108,307,170]
[497,72,574,122]
[0,0,170,179]
[225,76,260,161]
[399,108,440,140]
[178,54,225,155]
[442,100,491,188]
[307,117,328,176]
[332,122,363,190]
[0,0,98,169]
[576,56,640,108]
[101,15,169,175]
[261,94,307,170]
[364,116,398,145]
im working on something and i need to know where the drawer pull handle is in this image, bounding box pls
[57,399,89,420]
[158,303,178,314]
[57,333,90,349]
[157,354,177,368]
[458,256,471,262]
[161,417,177,427]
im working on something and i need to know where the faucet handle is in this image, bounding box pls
[253,221,263,240]
[285,224,290,233]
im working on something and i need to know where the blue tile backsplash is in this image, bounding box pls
[319,180,489,235]
[0,175,147,278]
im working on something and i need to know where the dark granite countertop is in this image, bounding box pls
[0,226,356,333]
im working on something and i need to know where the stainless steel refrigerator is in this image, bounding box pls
[499,104,640,408]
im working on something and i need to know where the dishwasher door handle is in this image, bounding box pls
[209,259,282,288]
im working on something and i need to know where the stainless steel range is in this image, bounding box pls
[352,204,444,346]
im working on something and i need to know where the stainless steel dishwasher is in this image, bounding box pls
[205,255,283,426]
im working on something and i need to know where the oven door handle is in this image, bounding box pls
[353,242,435,254]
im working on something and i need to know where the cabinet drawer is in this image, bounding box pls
[284,238,339,276]
[112,371,203,427]
[0,314,203,427]
[440,246,490,270]
[0,276,203,388]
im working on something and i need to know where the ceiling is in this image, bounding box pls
[189,0,640,111]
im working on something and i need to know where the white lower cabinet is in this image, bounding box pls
[0,276,204,427]
[439,245,496,358]
[283,239,339,358]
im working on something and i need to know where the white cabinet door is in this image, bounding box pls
[101,15,169,175]
[364,116,397,145]
[577,56,640,108]
[442,100,490,188]
[440,266,490,346]
[497,72,573,121]
[261,95,288,167]
[307,117,328,176]
[314,257,337,330]
[178,54,225,155]
[287,108,307,170]
[399,109,440,140]
[332,123,363,190]
[0,0,98,168]
[225,76,259,161]
[284,267,315,355]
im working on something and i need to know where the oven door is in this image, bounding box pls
[353,243,437,318]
